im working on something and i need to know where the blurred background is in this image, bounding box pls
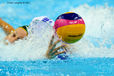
[0,0,114,28]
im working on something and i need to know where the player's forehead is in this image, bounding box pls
[16,28,27,37]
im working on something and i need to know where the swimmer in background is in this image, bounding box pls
[0,17,68,59]
[0,18,28,44]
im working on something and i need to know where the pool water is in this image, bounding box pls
[0,0,114,76]
[0,58,114,76]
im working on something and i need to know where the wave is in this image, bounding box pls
[69,4,114,58]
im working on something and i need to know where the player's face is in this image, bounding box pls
[5,28,27,43]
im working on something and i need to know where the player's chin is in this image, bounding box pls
[5,36,15,43]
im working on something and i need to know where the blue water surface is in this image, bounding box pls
[0,58,114,76]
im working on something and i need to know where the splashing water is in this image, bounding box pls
[0,18,53,61]
[0,4,114,61]
[70,4,114,58]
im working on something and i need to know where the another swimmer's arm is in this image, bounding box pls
[46,35,55,57]
[46,45,67,59]
[46,39,61,59]
[53,45,67,56]
[48,34,54,47]
[0,18,15,35]
[49,39,60,50]
[46,40,66,59]
[51,45,65,54]
[54,47,66,56]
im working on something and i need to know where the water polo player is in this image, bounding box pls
[0,17,68,59]
[0,18,28,43]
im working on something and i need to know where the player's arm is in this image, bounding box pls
[0,18,15,35]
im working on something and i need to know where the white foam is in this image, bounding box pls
[69,4,114,58]
[0,19,53,61]
[70,4,114,39]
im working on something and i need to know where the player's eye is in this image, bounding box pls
[12,33,16,37]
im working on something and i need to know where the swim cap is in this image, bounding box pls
[19,25,29,35]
